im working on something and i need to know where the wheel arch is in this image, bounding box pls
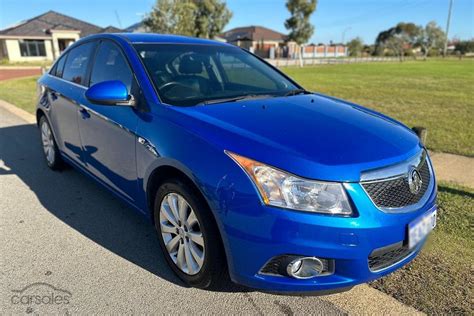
[145,162,231,272]
[146,164,200,223]
[36,108,46,126]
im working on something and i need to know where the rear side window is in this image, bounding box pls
[62,42,95,86]
[90,41,133,93]
[51,53,67,78]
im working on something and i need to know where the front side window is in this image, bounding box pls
[19,40,46,57]
[134,44,298,106]
[90,41,133,92]
[62,42,95,86]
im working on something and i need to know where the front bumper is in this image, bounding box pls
[222,182,437,293]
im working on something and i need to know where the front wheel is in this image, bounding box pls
[154,179,227,289]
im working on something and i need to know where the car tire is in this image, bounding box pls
[39,115,64,170]
[154,178,227,289]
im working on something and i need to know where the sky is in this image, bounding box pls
[0,0,473,44]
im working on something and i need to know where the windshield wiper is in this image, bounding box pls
[198,94,275,105]
[284,88,311,96]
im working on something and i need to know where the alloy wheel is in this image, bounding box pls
[159,193,205,275]
[41,120,55,165]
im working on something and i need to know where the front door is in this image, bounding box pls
[77,40,139,202]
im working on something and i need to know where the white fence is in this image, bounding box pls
[265,56,401,67]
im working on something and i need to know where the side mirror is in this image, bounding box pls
[85,80,135,106]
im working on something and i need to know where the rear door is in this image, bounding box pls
[48,41,96,164]
[77,40,140,202]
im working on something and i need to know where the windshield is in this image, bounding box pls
[133,43,299,106]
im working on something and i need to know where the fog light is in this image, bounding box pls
[286,257,324,279]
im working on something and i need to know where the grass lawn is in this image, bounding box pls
[0,59,52,67]
[371,182,474,314]
[0,76,38,114]
[0,60,473,156]
[283,60,474,157]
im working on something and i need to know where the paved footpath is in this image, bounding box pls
[0,101,422,315]
[429,152,474,188]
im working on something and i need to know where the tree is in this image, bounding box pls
[375,22,420,61]
[193,0,232,39]
[347,37,364,57]
[284,0,317,45]
[416,21,446,60]
[144,0,232,38]
[144,0,196,36]
[455,40,474,55]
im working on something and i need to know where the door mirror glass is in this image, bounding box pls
[85,80,135,106]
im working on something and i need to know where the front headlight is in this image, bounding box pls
[226,152,352,215]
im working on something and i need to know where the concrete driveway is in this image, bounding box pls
[0,105,419,315]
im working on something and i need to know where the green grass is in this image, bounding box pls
[370,183,474,314]
[0,76,38,113]
[283,60,474,157]
[0,59,52,67]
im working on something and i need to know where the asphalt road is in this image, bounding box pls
[0,106,348,314]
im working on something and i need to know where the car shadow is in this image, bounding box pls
[0,123,250,293]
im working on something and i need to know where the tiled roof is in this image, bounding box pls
[221,26,288,42]
[125,21,147,32]
[0,11,120,37]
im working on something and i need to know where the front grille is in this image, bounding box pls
[368,242,414,271]
[260,255,333,277]
[362,156,431,209]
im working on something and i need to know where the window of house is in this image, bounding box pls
[62,42,95,86]
[19,40,46,57]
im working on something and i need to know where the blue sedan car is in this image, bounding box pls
[36,33,437,293]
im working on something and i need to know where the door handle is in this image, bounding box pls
[79,107,91,119]
[50,90,61,100]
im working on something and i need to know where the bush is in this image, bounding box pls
[428,48,440,57]
[455,41,474,55]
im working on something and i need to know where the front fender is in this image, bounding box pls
[135,109,260,276]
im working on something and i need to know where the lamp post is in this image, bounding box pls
[443,0,453,57]
[342,27,352,44]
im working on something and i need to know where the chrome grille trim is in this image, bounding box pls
[360,150,426,182]
[360,150,435,213]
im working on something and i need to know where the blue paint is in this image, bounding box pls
[37,33,437,293]
[85,80,129,104]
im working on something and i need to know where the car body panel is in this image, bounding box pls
[169,93,421,182]
[44,77,86,164]
[77,102,139,202]
[36,33,437,293]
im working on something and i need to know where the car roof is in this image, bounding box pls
[81,33,232,47]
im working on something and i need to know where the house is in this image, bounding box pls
[220,25,298,58]
[302,44,348,58]
[125,21,148,33]
[0,11,122,62]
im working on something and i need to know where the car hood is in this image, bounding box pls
[173,94,422,182]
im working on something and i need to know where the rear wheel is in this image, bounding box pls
[154,179,227,289]
[39,116,63,170]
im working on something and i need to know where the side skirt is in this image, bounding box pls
[60,152,151,221]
